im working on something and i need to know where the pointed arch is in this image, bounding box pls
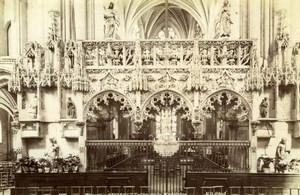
[141,89,193,121]
[200,89,251,122]
[83,90,135,121]
[0,88,17,118]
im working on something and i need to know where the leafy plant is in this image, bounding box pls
[16,156,37,173]
[64,154,81,167]
[37,158,51,168]
[262,157,274,168]
[17,156,36,167]
[51,157,65,168]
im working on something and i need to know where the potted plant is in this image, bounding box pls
[51,157,65,173]
[16,156,31,173]
[21,156,37,173]
[262,157,274,173]
[37,158,51,173]
[64,154,82,173]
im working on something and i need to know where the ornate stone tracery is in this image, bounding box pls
[200,90,251,122]
[141,90,192,121]
[85,90,134,122]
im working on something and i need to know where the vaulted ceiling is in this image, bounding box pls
[118,0,222,39]
[138,4,198,39]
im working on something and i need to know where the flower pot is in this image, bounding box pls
[63,165,70,173]
[72,165,78,173]
[263,168,270,173]
[29,167,36,173]
[52,168,58,173]
[44,167,50,173]
[21,166,29,173]
[37,168,43,173]
[58,167,63,173]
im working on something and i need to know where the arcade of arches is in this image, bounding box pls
[85,90,250,141]
[1,0,300,193]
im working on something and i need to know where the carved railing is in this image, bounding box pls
[86,140,250,173]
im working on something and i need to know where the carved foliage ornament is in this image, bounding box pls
[86,91,133,122]
[142,90,192,121]
[201,90,250,122]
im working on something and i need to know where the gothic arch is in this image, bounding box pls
[200,89,251,122]
[83,90,134,122]
[0,69,11,88]
[140,89,193,121]
[0,88,17,118]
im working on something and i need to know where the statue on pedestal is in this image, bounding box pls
[215,0,233,38]
[45,137,59,159]
[28,95,39,118]
[275,138,290,173]
[259,97,268,118]
[104,2,120,39]
[66,97,76,118]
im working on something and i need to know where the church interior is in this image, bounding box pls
[0,0,300,194]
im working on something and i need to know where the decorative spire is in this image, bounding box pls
[275,10,289,51]
[48,10,61,44]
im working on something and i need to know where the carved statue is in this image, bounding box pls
[104,2,119,39]
[215,0,233,38]
[66,97,76,118]
[275,138,290,173]
[28,95,38,118]
[45,137,59,159]
[259,97,268,118]
[194,24,204,39]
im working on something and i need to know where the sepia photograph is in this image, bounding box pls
[0,0,300,194]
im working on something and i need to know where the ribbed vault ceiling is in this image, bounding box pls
[118,0,221,39]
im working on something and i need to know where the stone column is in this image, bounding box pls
[11,121,22,159]
[76,122,85,171]
[94,0,104,39]
[86,0,95,40]
[74,0,87,40]
[293,45,300,137]
[248,0,261,39]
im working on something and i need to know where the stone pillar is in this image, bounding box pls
[94,0,104,39]
[293,45,300,138]
[76,122,85,171]
[295,50,300,119]
[239,0,248,39]
[248,0,261,39]
[11,121,22,159]
[20,0,28,51]
[86,0,95,40]
[74,0,87,40]
[261,0,270,59]
[61,0,73,41]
